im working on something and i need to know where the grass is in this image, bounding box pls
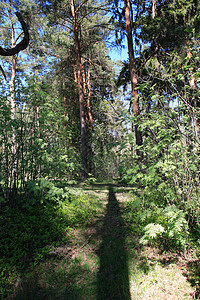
[1,181,198,299]
[129,248,194,299]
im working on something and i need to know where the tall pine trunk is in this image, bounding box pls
[124,0,143,152]
[70,0,88,180]
[86,57,93,131]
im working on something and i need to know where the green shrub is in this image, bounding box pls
[23,178,70,207]
[85,174,97,185]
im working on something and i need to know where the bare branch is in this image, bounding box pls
[0,12,29,56]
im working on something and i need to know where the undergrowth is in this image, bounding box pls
[0,179,97,299]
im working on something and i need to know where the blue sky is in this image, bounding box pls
[109,47,128,61]
[108,39,128,62]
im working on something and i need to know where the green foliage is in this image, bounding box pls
[120,105,200,246]
[85,174,97,185]
[0,206,66,265]
[124,194,189,251]
[24,178,70,207]
[139,205,189,250]
[58,193,97,226]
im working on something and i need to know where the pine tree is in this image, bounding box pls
[36,0,116,180]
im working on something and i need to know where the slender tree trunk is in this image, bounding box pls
[124,0,143,151]
[9,4,17,195]
[20,113,25,191]
[152,0,157,19]
[10,54,16,161]
[81,58,89,123]
[70,0,88,180]
[63,78,67,129]
[187,48,199,141]
[34,58,40,134]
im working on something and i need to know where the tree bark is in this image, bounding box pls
[86,57,93,131]
[124,0,143,150]
[152,0,157,19]
[70,0,88,180]
[82,56,93,131]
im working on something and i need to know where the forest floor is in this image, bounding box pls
[6,182,199,299]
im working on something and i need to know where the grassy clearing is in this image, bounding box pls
[1,181,198,299]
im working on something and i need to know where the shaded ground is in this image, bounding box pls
[9,182,196,299]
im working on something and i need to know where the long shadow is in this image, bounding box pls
[97,184,131,300]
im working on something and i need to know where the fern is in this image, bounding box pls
[139,223,165,245]
[139,205,188,250]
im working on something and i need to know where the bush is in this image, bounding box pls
[23,178,70,208]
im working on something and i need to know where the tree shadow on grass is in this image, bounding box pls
[97,184,131,300]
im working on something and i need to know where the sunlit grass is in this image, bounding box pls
[128,248,194,299]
